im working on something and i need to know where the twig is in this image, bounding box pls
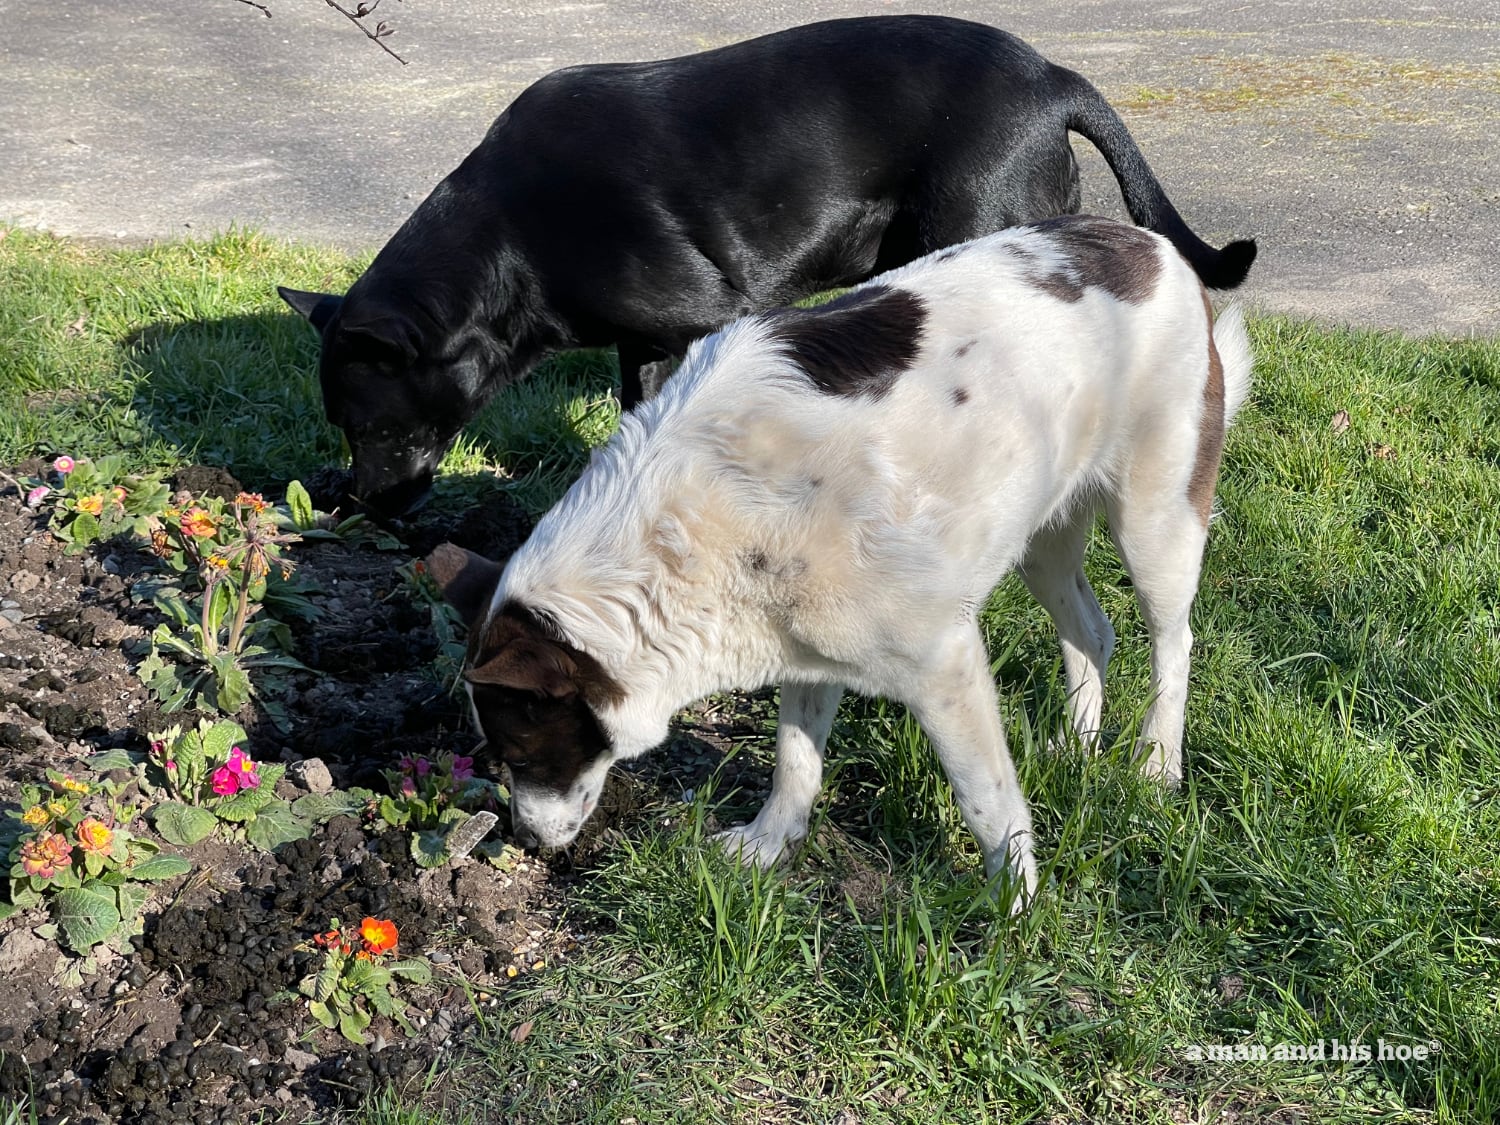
[234,0,272,15]
[321,0,407,65]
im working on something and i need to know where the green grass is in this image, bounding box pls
[3,228,1498,1124]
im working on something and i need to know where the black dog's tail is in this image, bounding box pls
[1060,68,1257,290]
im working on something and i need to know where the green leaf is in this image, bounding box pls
[211,659,252,714]
[285,480,316,530]
[86,748,140,771]
[54,885,121,953]
[115,881,150,926]
[291,791,365,823]
[411,829,451,869]
[378,795,409,828]
[83,851,105,879]
[313,959,340,1002]
[215,779,276,822]
[0,902,17,922]
[129,854,192,881]
[474,840,523,872]
[151,802,218,847]
[307,998,338,1029]
[339,1005,370,1044]
[244,803,311,852]
[387,958,432,985]
[68,511,101,546]
[201,720,249,764]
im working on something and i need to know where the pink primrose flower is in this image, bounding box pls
[25,485,49,508]
[52,455,75,474]
[227,746,260,789]
[450,756,474,783]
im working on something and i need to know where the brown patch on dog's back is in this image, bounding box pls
[1187,287,1227,526]
[1024,216,1162,304]
[763,284,926,400]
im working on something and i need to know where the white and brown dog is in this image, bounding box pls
[427,215,1252,905]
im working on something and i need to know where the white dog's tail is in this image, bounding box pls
[1213,304,1253,424]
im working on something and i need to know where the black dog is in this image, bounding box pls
[280,14,1256,517]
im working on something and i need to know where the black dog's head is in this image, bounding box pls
[279,285,496,518]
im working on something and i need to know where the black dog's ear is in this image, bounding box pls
[425,543,503,628]
[278,287,342,332]
[337,307,422,362]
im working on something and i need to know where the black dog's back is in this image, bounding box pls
[285,15,1256,516]
[443,15,1250,353]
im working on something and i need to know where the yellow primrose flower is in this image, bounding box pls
[76,494,105,517]
[21,804,50,827]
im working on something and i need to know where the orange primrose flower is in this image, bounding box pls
[77,817,114,854]
[76,495,105,517]
[360,917,399,955]
[109,485,128,506]
[20,833,73,879]
[180,508,217,539]
[235,491,270,513]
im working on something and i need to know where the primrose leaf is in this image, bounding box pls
[306,998,338,1029]
[285,480,316,530]
[410,830,450,869]
[129,854,192,881]
[388,958,432,985]
[54,885,121,953]
[200,720,249,765]
[86,748,140,772]
[291,791,365,823]
[151,802,218,847]
[115,881,150,927]
[339,1006,370,1044]
[244,803,311,852]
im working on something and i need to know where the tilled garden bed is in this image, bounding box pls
[0,465,764,1124]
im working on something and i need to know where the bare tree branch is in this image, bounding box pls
[320,0,407,65]
[229,0,409,65]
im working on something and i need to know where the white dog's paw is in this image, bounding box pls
[713,819,801,870]
[983,838,1039,916]
[1135,741,1183,788]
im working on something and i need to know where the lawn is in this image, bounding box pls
[1,227,1498,1124]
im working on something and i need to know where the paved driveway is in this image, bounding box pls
[3,0,1497,335]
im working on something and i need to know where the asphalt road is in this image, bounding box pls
[4,0,1497,336]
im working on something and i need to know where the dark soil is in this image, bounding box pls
[0,467,772,1124]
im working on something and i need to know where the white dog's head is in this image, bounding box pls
[427,544,624,848]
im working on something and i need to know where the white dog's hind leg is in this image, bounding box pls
[715,681,842,869]
[1106,493,1211,788]
[908,624,1037,912]
[1019,513,1115,751]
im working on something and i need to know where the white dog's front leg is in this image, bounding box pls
[716,681,843,869]
[908,625,1037,912]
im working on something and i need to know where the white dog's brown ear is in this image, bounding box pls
[424,543,503,627]
[466,639,580,699]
